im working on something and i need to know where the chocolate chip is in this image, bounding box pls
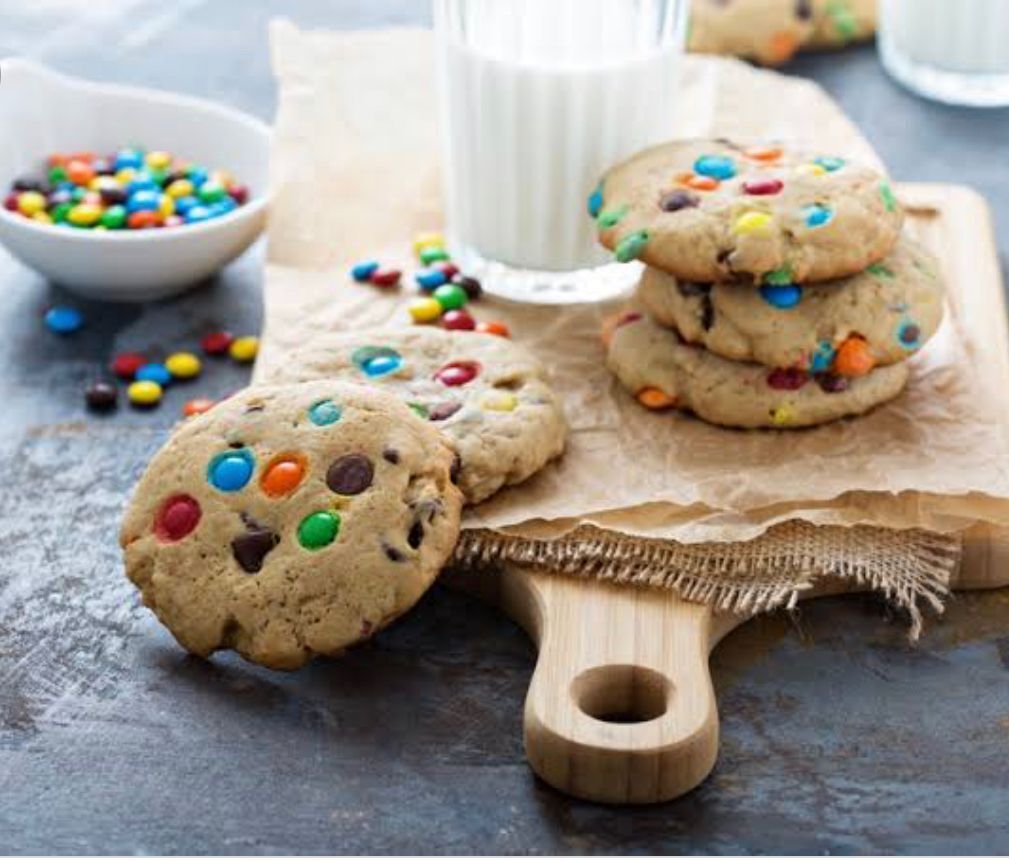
[407,521,424,549]
[429,401,462,422]
[383,448,400,464]
[677,281,712,298]
[815,372,850,393]
[450,454,462,485]
[767,368,810,390]
[384,544,405,562]
[326,454,374,495]
[795,0,812,19]
[413,498,444,523]
[244,402,265,413]
[231,528,280,573]
[900,324,921,344]
[658,189,699,212]
[701,294,715,331]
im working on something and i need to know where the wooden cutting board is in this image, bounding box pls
[451,183,1009,805]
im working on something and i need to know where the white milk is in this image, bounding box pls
[879,0,1009,105]
[435,0,683,273]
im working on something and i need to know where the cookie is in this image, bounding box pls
[604,313,909,429]
[636,236,942,375]
[592,138,903,283]
[255,328,567,505]
[807,0,876,48]
[689,0,816,65]
[121,381,463,670]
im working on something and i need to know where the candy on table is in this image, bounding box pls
[369,267,402,287]
[111,351,147,379]
[4,147,249,231]
[128,379,163,407]
[350,260,379,282]
[84,381,118,411]
[474,320,510,338]
[165,351,202,379]
[415,267,449,291]
[442,309,476,331]
[412,231,445,257]
[433,261,459,279]
[44,305,83,334]
[418,245,450,266]
[229,335,259,363]
[451,274,482,300]
[408,297,443,324]
[432,282,468,311]
[135,362,172,386]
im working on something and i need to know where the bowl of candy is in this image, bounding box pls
[0,58,270,301]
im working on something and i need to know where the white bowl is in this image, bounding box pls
[0,58,270,301]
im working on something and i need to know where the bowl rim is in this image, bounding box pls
[0,58,271,244]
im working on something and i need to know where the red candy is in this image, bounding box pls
[442,309,476,331]
[434,360,481,387]
[3,193,18,212]
[128,210,161,230]
[183,398,216,417]
[110,352,147,380]
[228,184,249,205]
[369,268,402,287]
[154,494,201,542]
[434,261,459,279]
[201,331,233,355]
[742,178,784,196]
[767,367,809,390]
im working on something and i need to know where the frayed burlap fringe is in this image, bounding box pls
[453,521,962,638]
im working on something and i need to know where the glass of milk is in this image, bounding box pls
[433,0,688,304]
[879,0,1009,107]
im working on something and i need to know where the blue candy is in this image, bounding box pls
[415,268,448,291]
[187,166,209,187]
[363,354,402,377]
[184,205,213,224]
[127,189,161,213]
[350,260,379,282]
[44,306,83,335]
[126,172,159,195]
[759,283,803,309]
[802,204,833,228]
[693,154,736,180]
[587,185,604,218]
[135,363,171,386]
[814,156,845,172]
[810,341,836,372]
[207,449,254,492]
[173,195,199,216]
[308,399,342,426]
[114,148,144,171]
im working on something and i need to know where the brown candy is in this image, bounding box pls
[326,454,374,495]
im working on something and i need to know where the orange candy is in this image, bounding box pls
[833,336,875,377]
[127,210,162,230]
[261,454,307,497]
[766,30,800,65]
[66,159,96,186]
[636,387,677,410]
[182,398,216,418]
[677,172,719,192]
[475,320,510,338]
[744,146,783,163]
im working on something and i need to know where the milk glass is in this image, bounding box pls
[433,0,688,303]
[879,0,1009,107]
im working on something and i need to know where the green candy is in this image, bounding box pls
[419,246,449,265]
[101,205,127,230]
[48,165,68,185]
[615,229,649,263]
[597,205,628,229]
[149,168,168,187]
[867,263,894,279]
[433,282,468,311]
[50,202,72,223]
[408,402,430,419]
[198,180,226,203]
[879,181,898,213]
[298,510,341,550]
[764,265,794,286]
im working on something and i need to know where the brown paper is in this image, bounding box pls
[261,21,1009,549]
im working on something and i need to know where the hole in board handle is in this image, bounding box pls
[572,664,672,725]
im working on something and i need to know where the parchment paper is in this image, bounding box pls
[261,21,1009,547]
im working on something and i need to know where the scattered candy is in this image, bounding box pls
[452,274,483,301]
[351,260,380,282]
[201,331,233,355]
[183,397,216,417]
[474,320,510,338]
[5,147,249,231]
[418,246,450,266]
[412,231,445,257]
[433,282,468,311]
[207,448,255,492]
[84,381,118,411]
[759,283,802,309]
[128,379,163,406]
[415,268,448,291]
[154,494,201,542]
[615,229,649,263]
[298,510,340,550]
[229,336,259,363]
[135,363,172,386]
[636,387,676,409]
[442,309,476,331]
[44,306,83,335]
[165,351,202,379]
[409,297,443,324]
[369,268,402,288]
[111,352,147,379]
[833,336,875,376]
[732,212,773,235]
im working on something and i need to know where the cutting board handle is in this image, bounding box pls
[499,566,720,804]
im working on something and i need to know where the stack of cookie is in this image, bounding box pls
[594,138,944,429]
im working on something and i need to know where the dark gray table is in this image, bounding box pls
[2,1,1008,854]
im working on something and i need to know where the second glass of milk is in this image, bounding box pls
[433,0,688,303]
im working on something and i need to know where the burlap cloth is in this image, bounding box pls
[258,22,1009,630]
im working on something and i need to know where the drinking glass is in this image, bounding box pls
[433,0,689,303]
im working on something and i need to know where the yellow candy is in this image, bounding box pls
[128,380,163,406]
[412,231,445,256]
[165,351,202,379]
[229,336,259,363]
[88,177,103,191]
[732,211,773,235]
[67,204,103,227]
[146,151,172,170]
[115,167,136,185]
[32,211,53,224]
[17,191,46,216]
[165,179,194,199]
[481,392,518,412]
[158,194,175,217]
[408,297,443,324]
[795,163,827,177]
[770,403,796,426]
